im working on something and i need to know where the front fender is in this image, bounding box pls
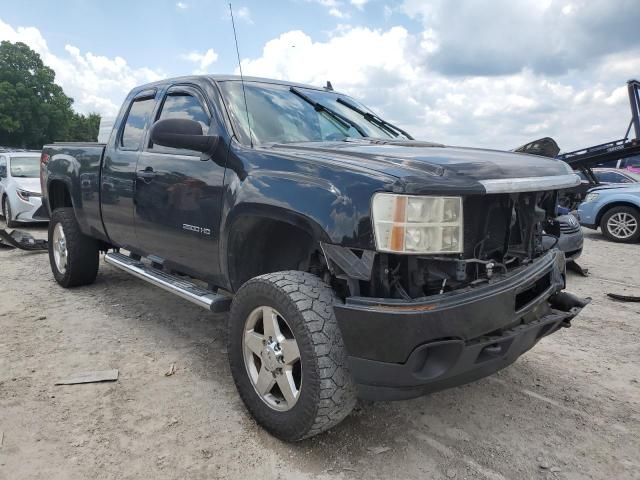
[593,193,640,223]
[218,144,398,288]
[223,167,383,250]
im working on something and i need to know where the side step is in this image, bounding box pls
[104,252,232,313]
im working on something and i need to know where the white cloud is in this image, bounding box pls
[350,0,369,9]
[176,2,188,9]
[328,7,349,18]
[181,48,219,74]
[240,25,638,151]
[235,6,254,24]
[401,0,640,76]
[0,17,163,117]
[309,0,351,18]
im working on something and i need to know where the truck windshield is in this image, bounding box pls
[218,80,409,146]
[10,157,40,177]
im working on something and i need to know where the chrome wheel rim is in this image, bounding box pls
[242,306,302,411]
[607,212,638,239]
[52,223,68,274]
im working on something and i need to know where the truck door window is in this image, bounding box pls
[121,97,156,150]
[0,156,6,178]
[150,92,210,154]
[158,93,210,131]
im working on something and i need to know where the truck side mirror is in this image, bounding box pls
[149,118,219,154]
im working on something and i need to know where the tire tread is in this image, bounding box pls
[49,208,99,287]
[228,271,357,441]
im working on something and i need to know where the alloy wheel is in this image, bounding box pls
[606,212,638,240]
[242,305,302,411]
[52,223,68,274]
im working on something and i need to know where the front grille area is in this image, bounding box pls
[560,222,580,234]
[364,190,560,300]
[515,272,551,311]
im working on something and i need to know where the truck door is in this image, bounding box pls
[134,84,227,280]
[101,90,157,249]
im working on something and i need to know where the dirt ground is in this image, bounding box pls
[0,222,638,480]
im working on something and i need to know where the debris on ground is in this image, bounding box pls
[55,369,119,385]
[367,446,391,455]
[164,363,176,376]
[0,431,4,447]
[0,229,48,251]
[567,260,589,277]
[168,417,179,427]
[607,293,640,302]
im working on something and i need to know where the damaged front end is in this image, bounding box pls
[325,190,571,299]
[322,188,590,401]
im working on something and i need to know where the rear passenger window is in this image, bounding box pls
[121,97,156,150]
[158,93,210,132]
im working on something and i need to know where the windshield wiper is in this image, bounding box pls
[289,87,367,138]
[336,98,414,140]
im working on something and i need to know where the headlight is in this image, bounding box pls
[16,189,41,201]
[584,192,599,203]
[372,193,463,254]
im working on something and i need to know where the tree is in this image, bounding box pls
[68,112,101,142]
[0,41,100,148]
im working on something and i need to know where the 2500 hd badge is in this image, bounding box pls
[183,223,211,235]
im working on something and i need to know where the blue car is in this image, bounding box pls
[578,184,640,243]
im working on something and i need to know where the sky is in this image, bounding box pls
[1,0,639,151]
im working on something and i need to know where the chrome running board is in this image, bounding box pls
[104,252,231,313]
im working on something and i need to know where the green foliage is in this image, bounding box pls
[0,41,100,149]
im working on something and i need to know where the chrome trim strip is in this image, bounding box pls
[480,174,581,193]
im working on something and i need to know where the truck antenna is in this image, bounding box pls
[229,3,253,147]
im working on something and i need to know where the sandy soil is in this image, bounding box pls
[0,223,638,480]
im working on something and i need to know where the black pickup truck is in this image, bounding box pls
[41,75,588,441]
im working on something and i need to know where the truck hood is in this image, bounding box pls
[269,140,578,195]
[11,177,41,193]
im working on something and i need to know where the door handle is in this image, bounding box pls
[137,168,156,180]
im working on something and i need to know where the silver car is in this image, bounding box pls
[0,151,47,227]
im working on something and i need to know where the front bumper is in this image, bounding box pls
[334,249,588,401]
[577,202,599,229]
[557,230,583,261]
[11,195,48,223]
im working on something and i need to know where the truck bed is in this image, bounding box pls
[41,142,108,242]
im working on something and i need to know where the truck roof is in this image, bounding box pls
[134,74,339,95]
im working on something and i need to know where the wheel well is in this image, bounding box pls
[596,201,640,226]
[227,216,318,292]
[48,180,73,212]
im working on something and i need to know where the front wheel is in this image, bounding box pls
[2,196,17,228]
[600,206,640,243]
[48,208,100,287]
[227,271,357,441]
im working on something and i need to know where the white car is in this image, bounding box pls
[0,151,47,227]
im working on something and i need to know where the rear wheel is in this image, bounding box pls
[2,196,17,228]
[48,208,100,287]
[600,206,640,243]
[227,271,357,441]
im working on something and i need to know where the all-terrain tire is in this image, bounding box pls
[2,196,18,228]
[227,271,357,441]
[600,206,640,243]
[48,208,100,287]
